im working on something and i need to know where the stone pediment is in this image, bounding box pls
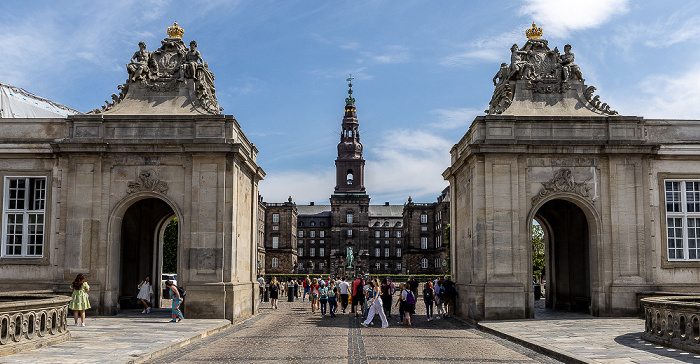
[487,23,617,117]
[89,23,222,115]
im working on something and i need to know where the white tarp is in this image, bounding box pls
[0,82,80,118]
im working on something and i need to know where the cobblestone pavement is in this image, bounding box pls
[145,297,562,364]
[478,299,700,364]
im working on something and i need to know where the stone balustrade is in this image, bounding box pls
[641,296,700,354]
[0,294,71,356]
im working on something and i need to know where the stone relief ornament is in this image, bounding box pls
[89,22,222,115]
[532,168,591,204]
[486,23,617,115]
[127,169,169,194]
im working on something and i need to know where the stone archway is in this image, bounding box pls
[534,199,591,312]
[119,198,175,309]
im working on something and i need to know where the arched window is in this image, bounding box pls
[271,257,279,268]
[421,258,428,269]
[347,170,354,185]
[310,221,316,226]
[298,221,304,227]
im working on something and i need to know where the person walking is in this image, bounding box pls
[257,275,266,302]
[408,276,419,298]
[166,280,183,322]
[361,279,389,328]
[69,273,91,327]
[327,281,338,317]
[319,281,329,316]
[380,278,391,318]
[434,280,445,318]
[351,275,364,317]
[137,276,153,314]
[309,278,320,313]
[423,281,434,321]
[303,276,310,302]
[396,282,415,326]
[338,277,350,313]
[443,276,456,317]
[269,276,280,309]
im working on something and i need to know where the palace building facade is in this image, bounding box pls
[261,79,449,277]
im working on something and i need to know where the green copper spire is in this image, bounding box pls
[345,74,355,106]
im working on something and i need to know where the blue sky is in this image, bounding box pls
[2,1,700,204]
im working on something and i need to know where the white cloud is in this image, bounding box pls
[364,129,451,202]
[622,64,700,119]
[259,170,336,205]
[440,30,520,67]
[519,0,629,38]
[429,108,483,129]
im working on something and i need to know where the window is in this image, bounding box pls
[385,240,389,245]
[271,257,279,268]
[396,248,401,257]
[319,262,324,270]
[298,239,303,245]
[319,231,325,238]
[436,236,442,248]
[310,262,315,270]
[298,262,304,270]
[319,239,324,244]
[347,213,354,223]
[421,258,428,269]
[347,171,354,185]
[298,247,303,256]
[310,248,315,257]
[384,248,389,257]
[272,225,279,231]
[435,258,440,268]
[384,263,389,270]
[298,231,304,238]
[310,230,315,238]
[319,247,324,257]
[421,237,428,249]
[384,231,389,238]
[420,214,428,224]
[272,213,279,223]
[310,240,315,244]
[396,231,401,238]
[396,263,402,271]
[347,229,353,237]
[3,177,46,257]
[421,226,428,231]
[375,248,380,257]
[272,236,279,249]
[375,240,380,245]
[375,263,381,271]
[298,222,304,227]
[665,180,700,260]
[375,231,380,238]
[310,221,316,226]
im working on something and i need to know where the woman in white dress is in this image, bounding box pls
[137,276,154,313]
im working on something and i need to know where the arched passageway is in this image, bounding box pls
[535,199,591,313]
[119,198,176,308]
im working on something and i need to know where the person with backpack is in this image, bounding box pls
[319,281,329,316]
[434,280,445,318]
[269,276,280,309]
[423,280,434,321]
[327,281,338,317]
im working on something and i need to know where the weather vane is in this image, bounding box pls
[345,74,355,106]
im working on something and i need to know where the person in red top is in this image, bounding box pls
[309,278,320,313]
[351,275,365,317]
[303,276,310,302]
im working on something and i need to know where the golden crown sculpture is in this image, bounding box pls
[526,22,543,39]
[167,22,185,38]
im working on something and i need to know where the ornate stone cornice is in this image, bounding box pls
[532,168,590,204]
[127,169,169,194]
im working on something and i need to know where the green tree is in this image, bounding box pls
[532,223,545,283]
[163,218,178,273]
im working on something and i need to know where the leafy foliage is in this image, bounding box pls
[163,218,178,274]
[532,223,545,282]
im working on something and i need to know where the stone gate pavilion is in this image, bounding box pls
[0,23,264,322]
[443,24,700,320]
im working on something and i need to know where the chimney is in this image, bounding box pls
[385,202,389,206]
[310,202,315,206]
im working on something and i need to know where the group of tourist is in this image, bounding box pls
[256,274,457,327]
